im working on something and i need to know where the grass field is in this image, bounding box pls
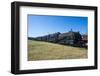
[28,40,88,61]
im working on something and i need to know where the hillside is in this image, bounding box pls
[28,40,87,61]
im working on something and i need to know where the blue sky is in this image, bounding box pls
[28,15,88,37]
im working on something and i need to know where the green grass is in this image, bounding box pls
[28,40,88,61]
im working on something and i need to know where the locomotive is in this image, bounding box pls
[30,30,87,47]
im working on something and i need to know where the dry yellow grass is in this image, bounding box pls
[28,40,88,61]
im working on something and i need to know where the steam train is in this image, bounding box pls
[29,31,87,47]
